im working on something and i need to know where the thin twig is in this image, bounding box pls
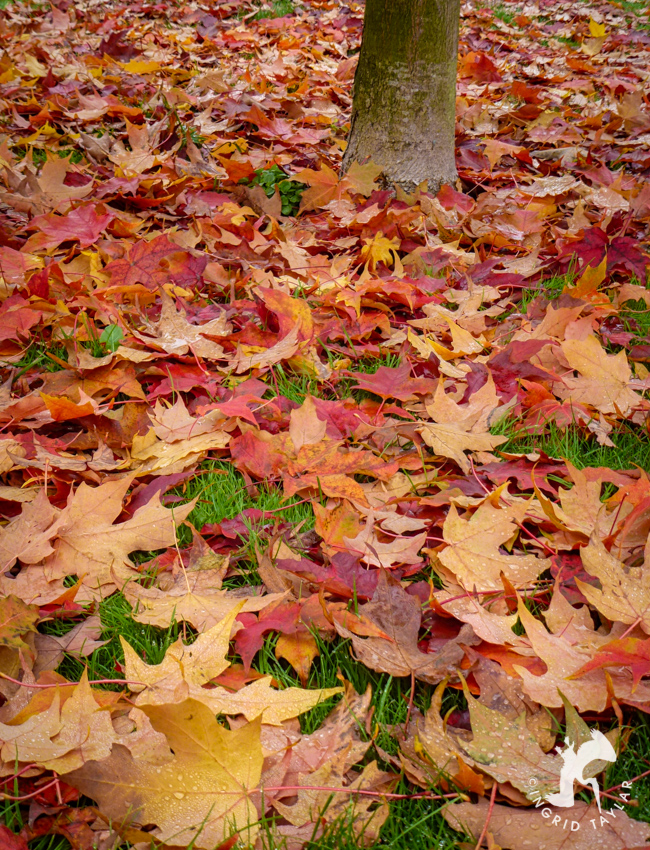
[474,782,498,849]
[261,785,463,801]
[0,778,60,802]
[0,672,142,689]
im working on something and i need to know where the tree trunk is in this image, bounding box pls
[341,0,460,194]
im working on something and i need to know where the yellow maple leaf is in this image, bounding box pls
[589,18,606,37]
[359,232,400,271]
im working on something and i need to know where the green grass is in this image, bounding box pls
[175,458,314,543]
[2,338,68,377]
[0,797,68,850]
[493,420,650,472]
[44,593,184,684]
[519,273,569,310]
[251,0,294,20]
[493,3,519,24]
[266,363,318,404]
[604,712,650,823]
[556,35,580,48]
[616,0,650,16]
[620,298,650,342]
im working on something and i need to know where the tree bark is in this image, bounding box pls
[341,0,460,194]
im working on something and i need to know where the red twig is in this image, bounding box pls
[474,782,498,849]
[260,785,463,801]
[606,765,650,795]
[0,673,142,689]
[0,778,60,802]
[1,764,39,786]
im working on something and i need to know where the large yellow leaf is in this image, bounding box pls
[123,607,341,724]
[66,699,263,849]
[437,500,549,591]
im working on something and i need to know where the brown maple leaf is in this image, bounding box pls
[333,570,479,683]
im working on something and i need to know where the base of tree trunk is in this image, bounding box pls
[341,0,460,195]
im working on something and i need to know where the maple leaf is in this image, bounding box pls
[273,761,394,849]
[444,799,650,850]
[418,374,507,472]
[399,681,484,794]
[0,296,43,343]
[130,428,231,475]
[66,699,263,850]
[24,205,114,252]
[104,235,207,291]
[122,607,341,724]
[349,362,436,402]
[577,536,650,633]
[0,673,117,773]
[0,490,61,574]
[263,683,396,846]
[555,335,645,417]
[433,583,522,646]
[289,395,327,452]
[344,160,384,195]
[342,515,427,569]
[418,423,506,474]
[359,232,401,271]
[294,163,340,212]
[437,499,550,592]
[44,476,194,598]
[455,678,562,800]
[0,595,38,653]
[125,532,285,630]
[571,637,650,692]
[34,615,105,674]
[333,570,479,683]
[132,291,229,360]
[36,156,94,207]
[512,601,617,712]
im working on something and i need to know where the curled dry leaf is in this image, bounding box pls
[333,570,479,683]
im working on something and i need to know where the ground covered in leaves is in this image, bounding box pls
[1,0,650,848]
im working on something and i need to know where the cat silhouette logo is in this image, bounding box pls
[545,730,617,812]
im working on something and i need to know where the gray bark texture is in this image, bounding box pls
[341,0,461,194]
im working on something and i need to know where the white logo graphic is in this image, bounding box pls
[545,730,617,812]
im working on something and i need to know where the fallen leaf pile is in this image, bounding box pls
[0,0,650,847]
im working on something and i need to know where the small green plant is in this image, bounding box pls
[240,164,305,216]
[79,316,124,357]
[99,324,124,353]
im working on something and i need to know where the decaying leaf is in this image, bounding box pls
[333,570,479,683]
